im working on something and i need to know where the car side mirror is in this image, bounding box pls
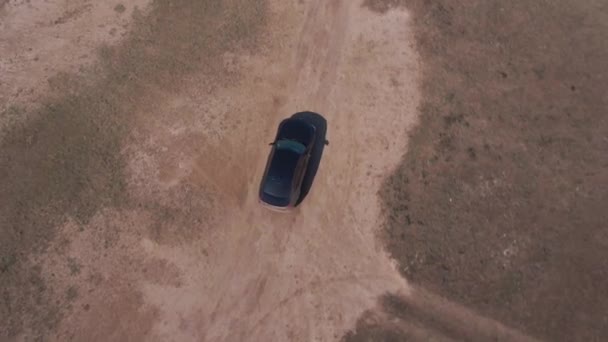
[324,139,329,146]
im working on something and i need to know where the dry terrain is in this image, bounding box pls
[347,0,608,341]
[1,0,607,341]
[2,0,415,341]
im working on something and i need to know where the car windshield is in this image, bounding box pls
[275,139,306,155]
[262,141,304,201]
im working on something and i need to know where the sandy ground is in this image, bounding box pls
[3,0,606,341]
[3,0,417,340]
[0,0,151,114]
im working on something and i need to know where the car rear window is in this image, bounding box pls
[262,145,301,201]
[260,191,290,207]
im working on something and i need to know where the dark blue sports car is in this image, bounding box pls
[259,117,316,210]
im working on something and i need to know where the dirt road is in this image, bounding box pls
[2,0,418,340]
[119,2,419,340]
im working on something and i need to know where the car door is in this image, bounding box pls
[290,156,307,201]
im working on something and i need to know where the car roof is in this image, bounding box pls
[277,118,315,145]
[262,148,302,199]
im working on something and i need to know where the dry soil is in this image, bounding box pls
[2,0,416,341]
[1,0,607,342]
[346,0,608,341]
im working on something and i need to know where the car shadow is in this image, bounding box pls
[291,111,328,206]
